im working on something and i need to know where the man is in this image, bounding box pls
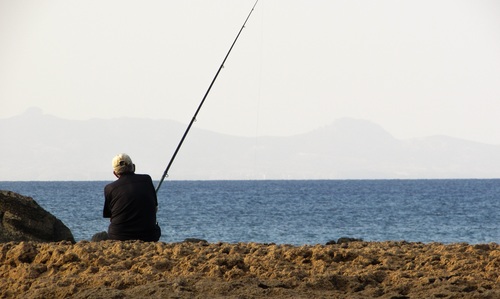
[103,153,161,241]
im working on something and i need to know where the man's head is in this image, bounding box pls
[112,153,135,176]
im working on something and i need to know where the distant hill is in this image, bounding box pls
[1,108,500,180]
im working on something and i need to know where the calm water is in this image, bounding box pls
[1,180,499,245]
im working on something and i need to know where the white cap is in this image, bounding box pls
[112,153,133,174]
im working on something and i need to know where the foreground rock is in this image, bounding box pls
[0,190,75,243]
[0,241,498,298]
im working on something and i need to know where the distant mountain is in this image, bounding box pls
[1,109,500,180]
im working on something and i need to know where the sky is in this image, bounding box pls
[1,0,500,144]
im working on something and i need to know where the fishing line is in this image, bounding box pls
[252,1,265,179]
[156,0,260,193]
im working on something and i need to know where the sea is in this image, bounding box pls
[1,180,499,245]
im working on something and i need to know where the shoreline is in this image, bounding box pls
[1,240,498,298]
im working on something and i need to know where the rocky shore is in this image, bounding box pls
[1,240,498,298]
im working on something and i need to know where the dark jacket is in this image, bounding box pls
[104,173,160,241]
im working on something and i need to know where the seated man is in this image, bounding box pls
[103,153,161,241]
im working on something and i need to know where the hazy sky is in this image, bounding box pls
[1,0,500,144]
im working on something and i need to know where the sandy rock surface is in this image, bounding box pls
[0,240,498,298]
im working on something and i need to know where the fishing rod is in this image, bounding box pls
[156,0,259,193]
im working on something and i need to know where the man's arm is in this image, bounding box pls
[103,187,112,218]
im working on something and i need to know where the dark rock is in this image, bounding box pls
[0,190,75,243]
[326,237,363,245]
[337,237,363,244]
[91,231,109,241]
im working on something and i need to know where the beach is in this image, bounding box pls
[0,240,498,298]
